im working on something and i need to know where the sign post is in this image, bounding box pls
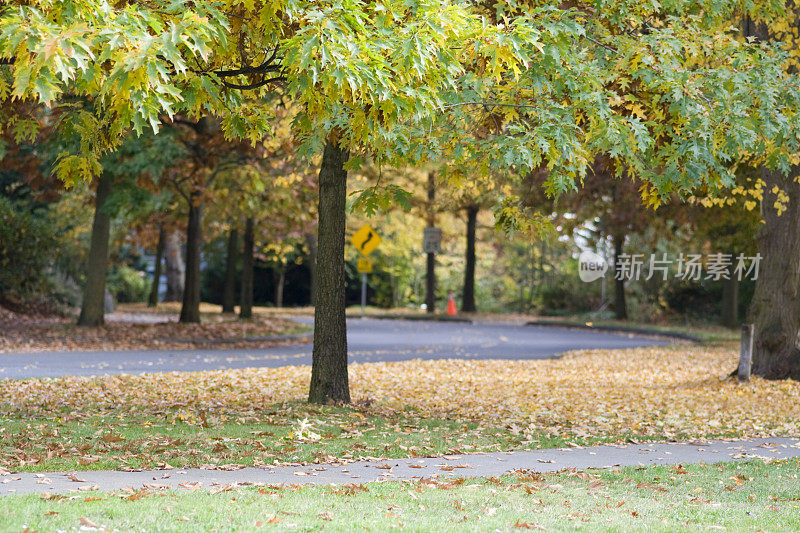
[360,273,367,312]
[351,225,381,314]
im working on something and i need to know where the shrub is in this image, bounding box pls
[0,197,59,297]
[107,264,150,303]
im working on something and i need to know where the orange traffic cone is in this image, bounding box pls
[446,291,457,316]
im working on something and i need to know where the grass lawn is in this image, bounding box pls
[1,344,799,472]
[1,460,799,531]
[0,404,686,473]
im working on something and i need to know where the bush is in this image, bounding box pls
[0,197,59,297]
[107,264,149,303]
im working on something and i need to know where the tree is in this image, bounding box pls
[240,216,255,319]
[4,0,800,402]
[220,227,239,313]
[163,231,185,302]
[148,225,166,307]
[742,8,800,378]
[308,139,350,403]
[77,172,112,325]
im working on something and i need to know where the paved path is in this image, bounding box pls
[0,318,669,379]
[2,438,797,496]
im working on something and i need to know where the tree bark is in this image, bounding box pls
[748,165,800,379]
[221,228,239,313]
[308,139,350,404]
[240,217,254,319]
[462,205,478,313]
[275,262,286,308]
[78,173,113,327]
[612,234,627,320]
[179,193,203,323]
[148,225,166,308]
[305,232,317,306]
[163,231,184,302]
[425,171,436,313]
[720,258,739,329]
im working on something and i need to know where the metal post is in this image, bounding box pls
[361,273,367,313]
[738,323,754,383]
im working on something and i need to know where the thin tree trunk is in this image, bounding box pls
[179,193,203,323]
[308,139,350,404]
[748,165,800,379]
[221,228,239,313]
[240,217,254,319]
[78,173,113,327]
[720,257,739,329]
[275,262,286,308]
[148,225,166,308]
[425,171,436,314]
[305,232,317,306]
[462,205,478,313]
[164,231,184,302]
[612,234,627,320]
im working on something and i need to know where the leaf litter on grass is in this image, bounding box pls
[1,345,798,470]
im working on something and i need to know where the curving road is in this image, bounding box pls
[0,318,670,379]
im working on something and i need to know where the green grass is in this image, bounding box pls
[0,403,713,473]
[2,460,799,531]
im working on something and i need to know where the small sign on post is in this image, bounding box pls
[357,256,373,274]
[738,323,754,383]
[351,225,381,256]
[423,226,442,254]
[351,226,380,313]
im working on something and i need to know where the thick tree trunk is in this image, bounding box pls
[308,139,350,404]
[239,217,255,319]
[78,173,113,327]
[221,228,239,313]
[275,263,286,308]
[164,231,184,302]
[612,234,627,320]
[425,171,436,314]
[148,225,166,308]
[462,205,478,313]
[179,194,203,323]
[305,232,317,306]
[720,260,739,329]
[748,166,800,379]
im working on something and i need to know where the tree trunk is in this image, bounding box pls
[425,171,436,313]
[148,225,166,308]
[164,231,185,302]
[305,232,317,306]
[308,139,350,404]
[275,262,286,308]
[179,193,203,323]
[78,173,113,327]
[720,259,739,329]
[240,217,255,319]
[748,165,800,379]
[221,228,239,313]
[612,234,627,320]
[462,205,478,313]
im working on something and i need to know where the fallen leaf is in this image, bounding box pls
[78,517,100,529]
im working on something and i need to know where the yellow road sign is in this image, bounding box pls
[357,256,373,274]
[351,224,381,256]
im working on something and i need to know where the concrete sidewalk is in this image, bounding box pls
[2,438,798,496]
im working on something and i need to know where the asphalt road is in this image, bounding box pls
[0,318,670,379]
